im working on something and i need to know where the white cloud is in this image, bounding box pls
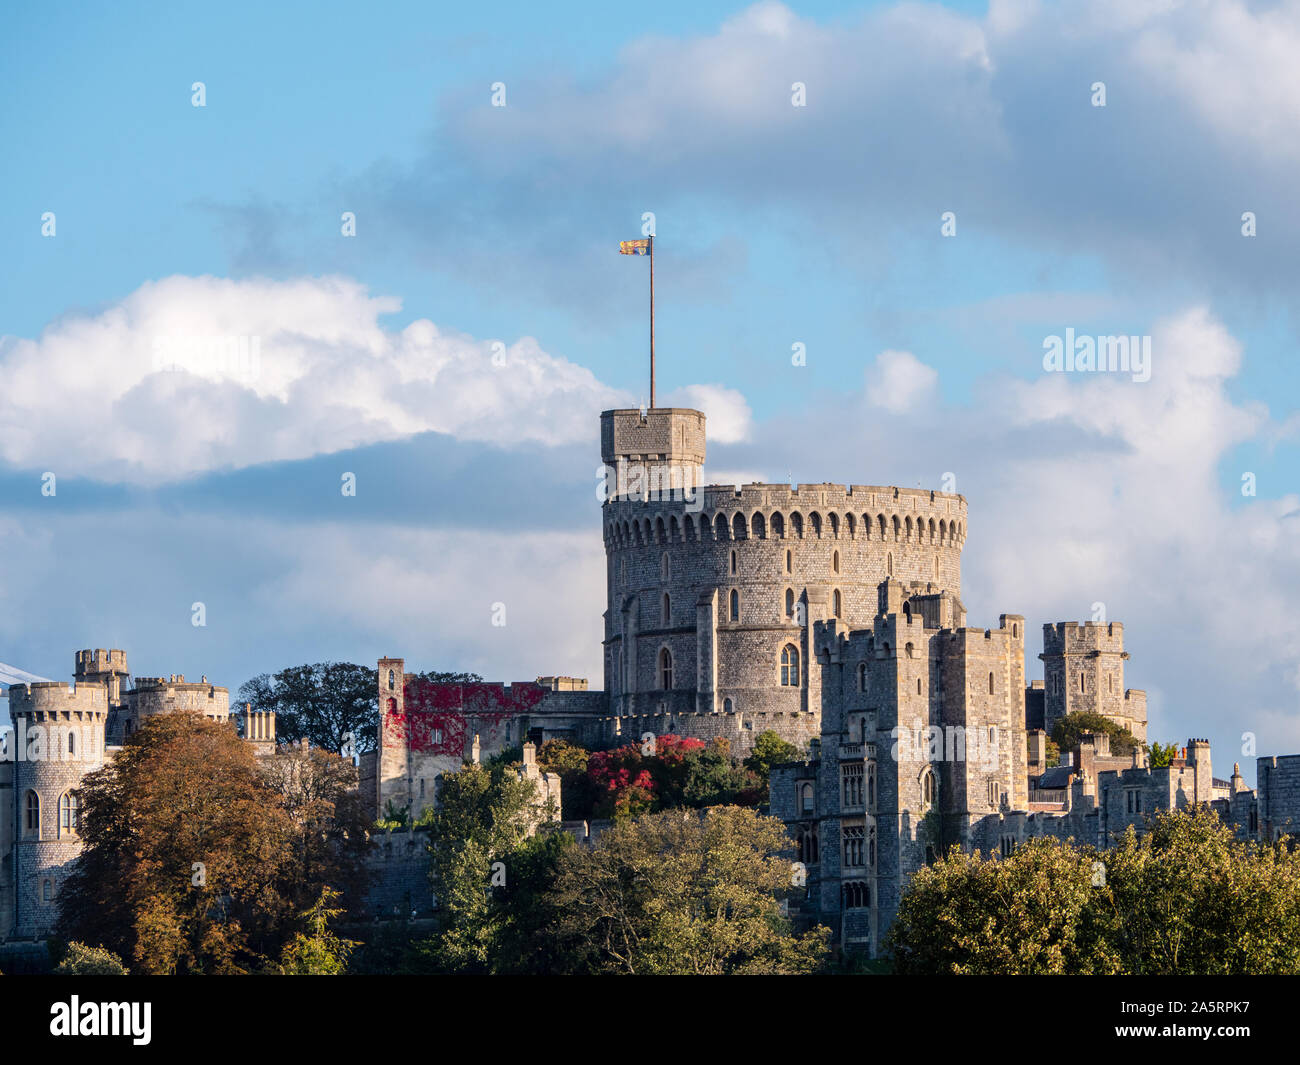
[0,275,687,484]
[865,350,939,413]
[663,383,753,444]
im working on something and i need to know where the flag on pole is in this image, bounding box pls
[619,239,651,255]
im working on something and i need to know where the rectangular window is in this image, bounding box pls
[841,764,864,808]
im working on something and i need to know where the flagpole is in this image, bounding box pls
[649,234,655,409]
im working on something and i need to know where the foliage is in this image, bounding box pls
[1050,710,1142,757]
[1148,741,1179,769]
[238,662,481,755]
[544,806,830,974]
[743,731,803,803]
[581,734,762,820]
[276,887,358,975]
[537,739,594,819]
[57,712,357,974]
[416,762,564,973]
[54,942,128,975]
[889,807,1300,974]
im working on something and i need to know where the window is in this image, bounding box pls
[780,644,800,686]
[867,761,876,808]
[800,783,815,815]
[785,549,792,573]
[1108,673,1113,693]
[386,697,396,713]
[988,671,995,695]
[887,552,894,576]
[843,825,865,867]
[723,697,734,713]
[59,791,80,835]
[785,588,795,617]
[868,824,877,867]
[842,881,870,909]
[661,552,670,581]
[24,790,40,837]
[730,549,737,575]
[833,589,842,617]
[842,764,864,808]
[921,768,936,807]
[797,825,819,863]
[659,648,674,690]
[989,781,1001,808]
[934,555,940,579]
[67,730,76,756]
[662,593,671,625]
[1080,672,1086,693]
[917,678,922,695]
[729,589,740,622]
[858,662,869,692]
[833,550,840,573]
[1001,836,1017,857]
[42,879,53,904]
[388,668,395,689]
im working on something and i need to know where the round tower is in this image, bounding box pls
[9,678,109,938]
[600,407,967,753]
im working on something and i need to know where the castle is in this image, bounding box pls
[5,405,1300,955]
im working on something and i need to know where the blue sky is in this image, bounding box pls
[2,0,1299,780]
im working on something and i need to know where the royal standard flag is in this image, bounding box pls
[619,239,651,255]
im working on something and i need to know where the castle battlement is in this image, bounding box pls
[8,682,110,716]
[74,648,128,675]
[1043,620,1127,655]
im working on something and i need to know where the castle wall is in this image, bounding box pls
[1041,622,1146,742]
[1258,754,1300,841]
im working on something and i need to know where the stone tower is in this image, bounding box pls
[601,406,968,754]
[9,672,109,938]
[1040,621,1147,742]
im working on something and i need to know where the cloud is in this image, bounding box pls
[663,383,753,443]
[865,350,939,413]
[0,275,635,484]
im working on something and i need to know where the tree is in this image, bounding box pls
[743,730,802,802]
[59,712,297,974]
[1050,710,1142,757]
[238,662,380,754]
[537,739,594,820]
[1148,742,1178,768]
[276,887,358,975]
[545,806,830,974]
[889,838,1119,974]
[259,744,373,912]
[888,807,1300,975]
[417,762,564,973]
[54,942,128,975]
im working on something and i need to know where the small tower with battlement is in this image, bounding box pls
[74,648,130,706]
[601,407,705,503]
[1040,621,1147,742]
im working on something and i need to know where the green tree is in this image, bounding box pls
[54,942,128,975]
[1148,742,1179,768]
[1050,711,1142,757]
[276,887,358,975]
[743,730,802,802]
[546,806,830,974]
[417,762,563,973]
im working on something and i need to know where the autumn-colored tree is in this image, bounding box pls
[546,806,830,974]
[54,942,128,975]
[59,712,296,974]
[259,743,372,912]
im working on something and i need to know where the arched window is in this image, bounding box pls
[917,678,922,695]
[723,697,734,713]
[59,791,80,835]
[785,549,792,574]
[934,555,940,579]
[24,790,40,837]
[833,589,842,617]
[387,669,396,690]
[1080,672,1086,693]
[662,593,671,625]
[921,768,936,807]
[833,550,840,573]
[730,549,737,575]
[661,552,670,581]
[842,881,870,909]
[868,824,877,867]
[729,589,740,622]
[800,783,814,814]
[780,644,800,686]
[659,648,674,690]
[786,588,795,617]
[988,671,995,695]
[858,663,869,692]
[887,552,894,576]
[67,730,76,756]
